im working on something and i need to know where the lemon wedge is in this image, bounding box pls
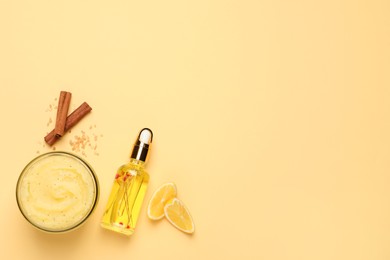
[147,183,177,220]
[164,198,195,234]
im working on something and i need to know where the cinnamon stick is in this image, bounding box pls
[55,91,72,137]
[44,102,92,146]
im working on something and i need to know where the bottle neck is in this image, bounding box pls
[130,142,150,162]
[129,158,146,167]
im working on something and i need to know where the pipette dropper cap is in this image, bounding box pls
[130,128,153,162]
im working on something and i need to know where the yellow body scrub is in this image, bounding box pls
[16,152,99,233]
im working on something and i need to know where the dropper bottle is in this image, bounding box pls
[101,128,153,235]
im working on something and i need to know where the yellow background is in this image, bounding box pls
[1,0,390,259]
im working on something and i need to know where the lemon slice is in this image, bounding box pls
[164,198,195,234]
[147,183,177,220]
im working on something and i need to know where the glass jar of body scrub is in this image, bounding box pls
[16,152,99,233]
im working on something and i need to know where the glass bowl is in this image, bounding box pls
[16,151,99,233]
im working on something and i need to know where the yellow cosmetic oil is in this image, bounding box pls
[101,128,153,236]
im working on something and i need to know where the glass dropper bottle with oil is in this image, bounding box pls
[101,128,153,235]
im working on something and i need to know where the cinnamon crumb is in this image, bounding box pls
[45,100,56,112]
[68,128,102,157]
[47,117,52,127]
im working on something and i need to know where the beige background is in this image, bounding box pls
[1,0,390,259]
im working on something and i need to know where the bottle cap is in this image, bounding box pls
[130,128,153,162]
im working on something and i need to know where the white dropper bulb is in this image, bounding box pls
[139,128,153,144]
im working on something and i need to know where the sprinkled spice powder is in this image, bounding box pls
[46,117,53,127]
[45,98,58,112]
[69,127,102,157]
